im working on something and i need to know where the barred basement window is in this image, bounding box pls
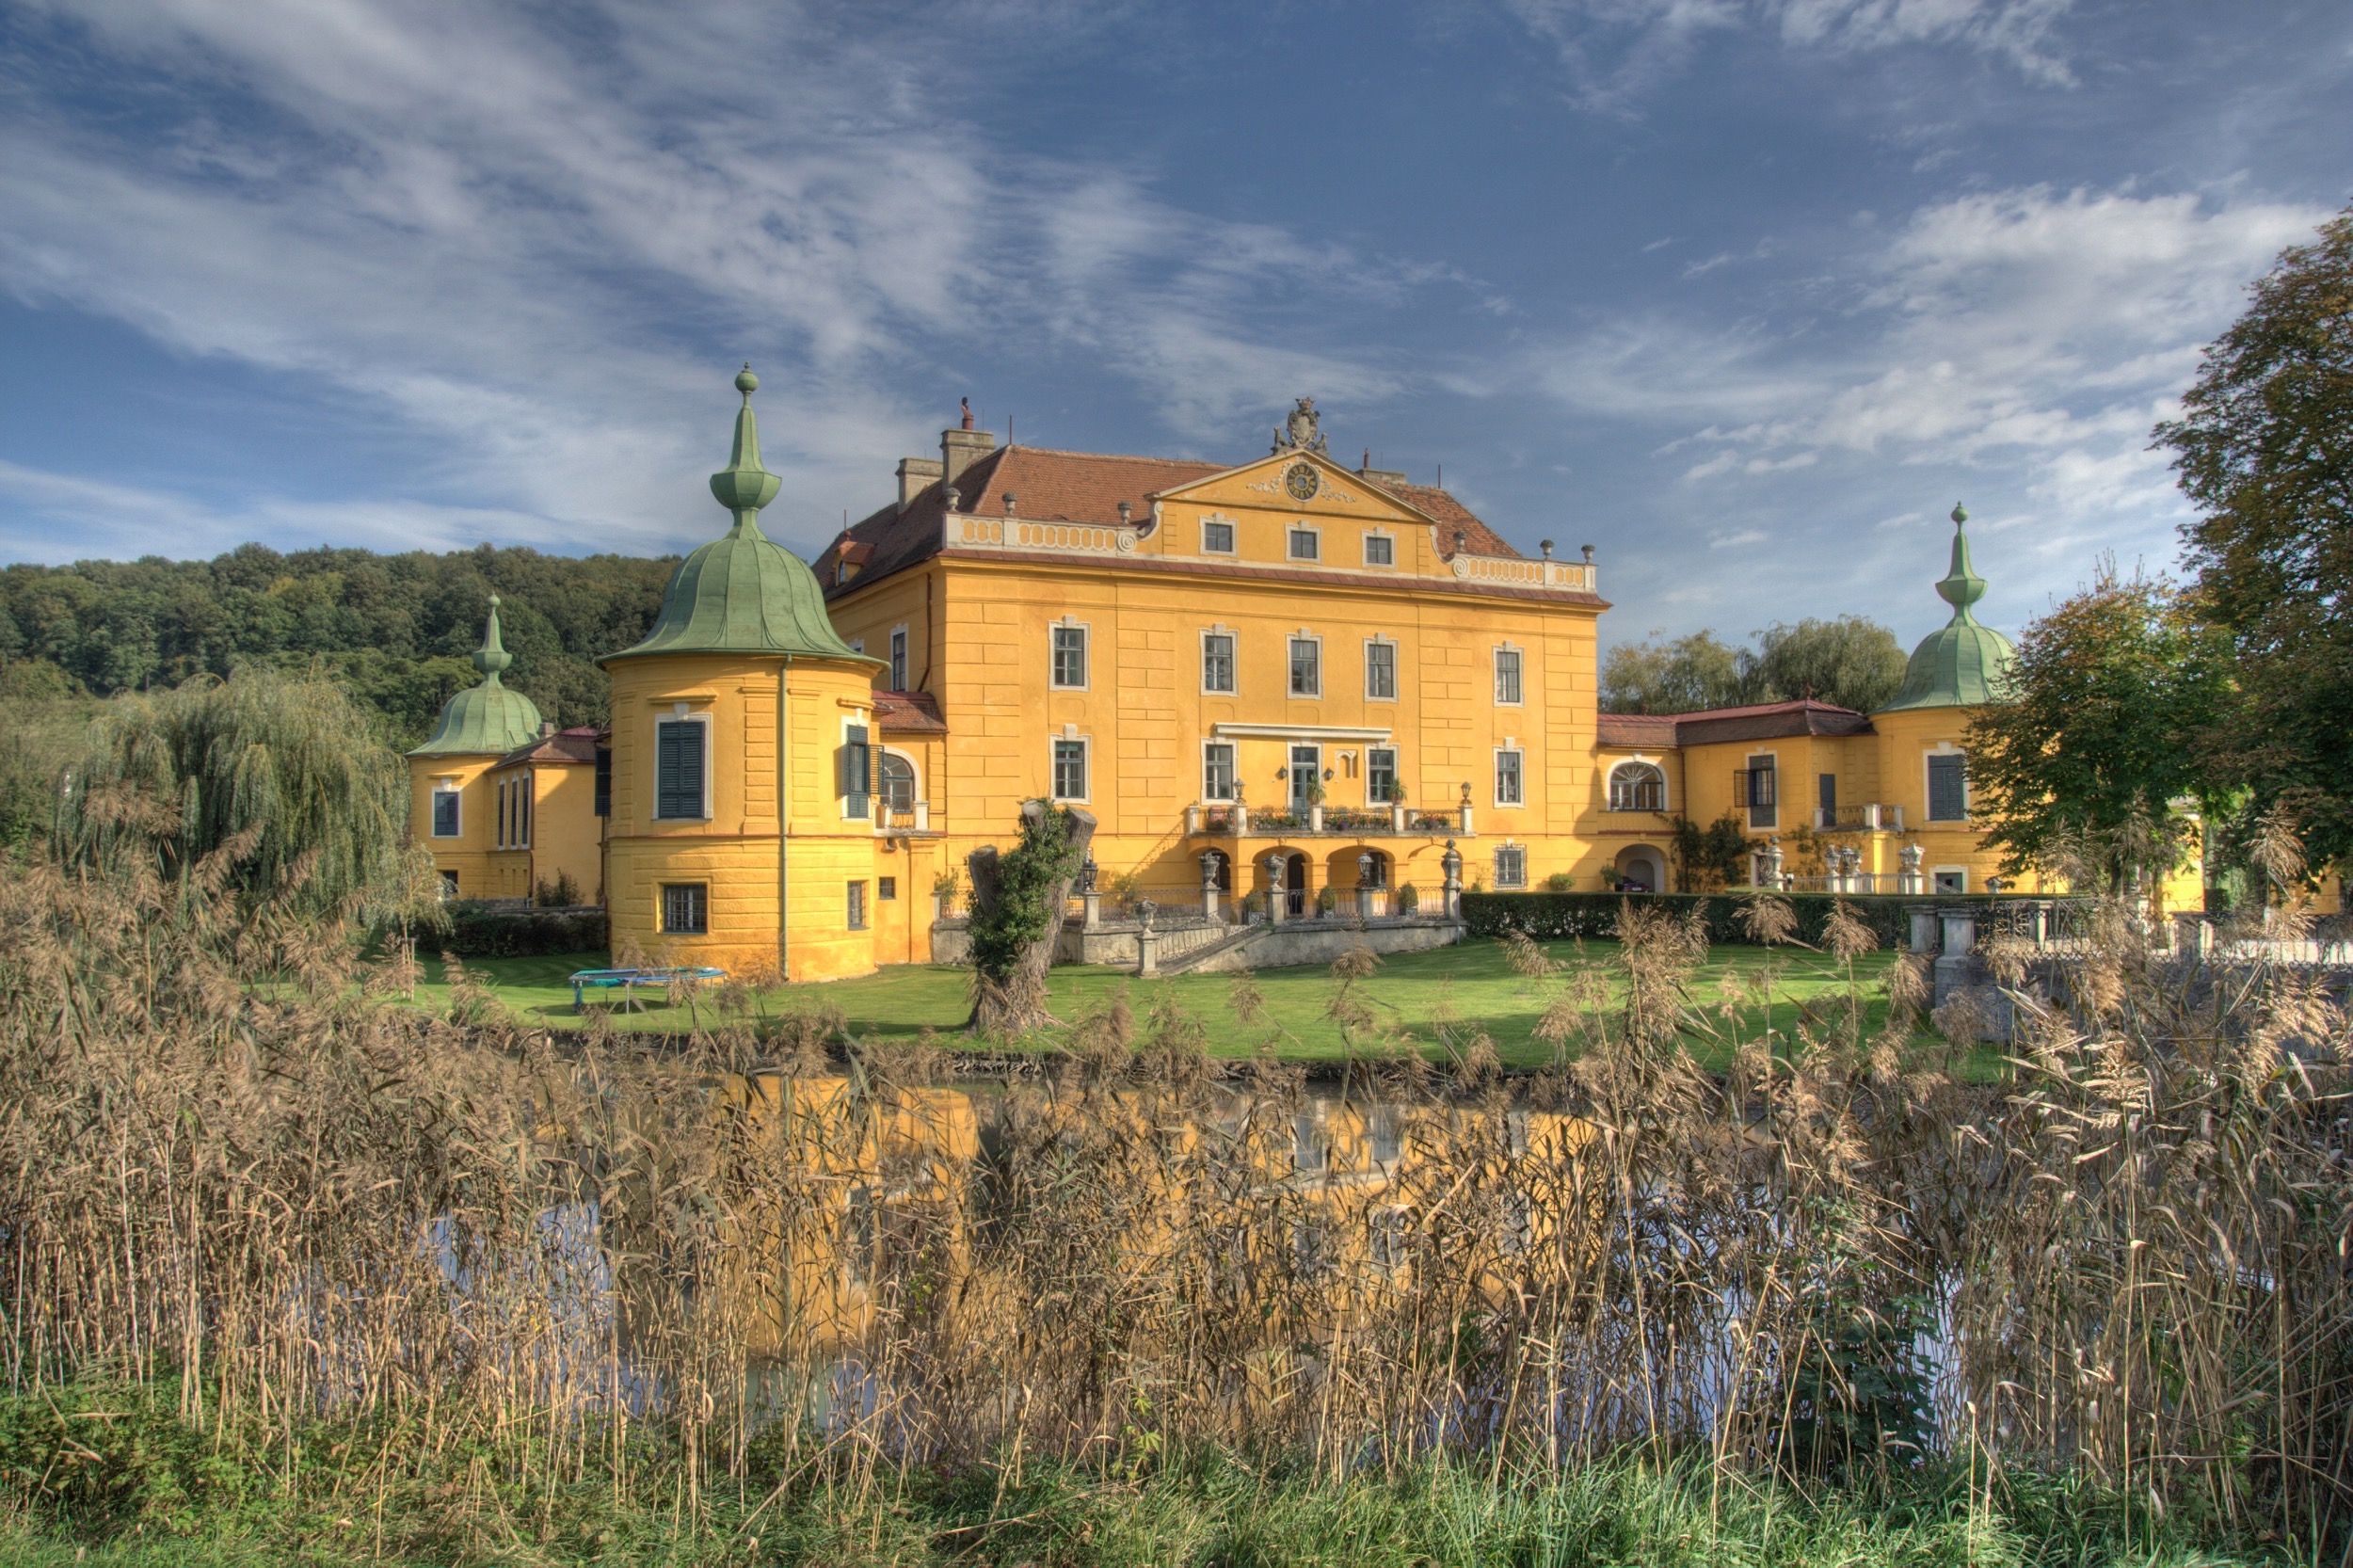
[846,880,868,930]
[877,876,898,901]
[661,883,707,935]
[1494,845,1528,888]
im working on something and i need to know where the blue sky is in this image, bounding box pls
[2,0,2346,649]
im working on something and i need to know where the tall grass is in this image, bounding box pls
[0,805,2346,1561]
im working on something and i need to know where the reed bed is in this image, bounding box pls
[1,808,2347,1561]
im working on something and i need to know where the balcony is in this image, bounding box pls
[1185,801,1475,838]
[1814,803,1905,833]
[874,799,936,836]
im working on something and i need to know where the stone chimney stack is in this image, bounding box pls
[940,398,997,489]
[895,456,942,513]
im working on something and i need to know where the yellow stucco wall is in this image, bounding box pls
[602,650,884,981]
[408,755,501,900]
[830,450,1605,914]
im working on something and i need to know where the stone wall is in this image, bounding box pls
[924,913,1463,972]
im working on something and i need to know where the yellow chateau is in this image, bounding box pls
[408,375,2185,983]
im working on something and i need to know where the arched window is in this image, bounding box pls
[1608,760,1666,812]
[878,752,917,813]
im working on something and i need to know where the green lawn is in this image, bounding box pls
[414,940,1970,1072]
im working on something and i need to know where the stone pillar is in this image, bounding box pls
[1907,906,1938,953]
[1135,899,1160,977]
[1266,853,1287,926]
[1308,802,1324,833]
[1391,801,1406,834]
[1355,850,1375,920]
[1458,781,1475,837]
[1442,839,1465,920]
[1939,906,1977,957]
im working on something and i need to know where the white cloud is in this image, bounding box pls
[1503,0,2078,108]
[0,0,1441,557]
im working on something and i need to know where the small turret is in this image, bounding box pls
[409,595,544,755]
[1878,504,2017,712]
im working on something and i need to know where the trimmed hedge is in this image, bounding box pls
[1462,891,2060,950]
[429,901,607,958]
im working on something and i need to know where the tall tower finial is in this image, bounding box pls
[472,593,514,681]
[710,364,782,529]
[1935,501,1986,617]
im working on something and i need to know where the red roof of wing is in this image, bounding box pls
[493,726,601,768]
[1597,699,1874,749]
[872,689,946,733]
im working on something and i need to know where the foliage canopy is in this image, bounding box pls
[1602,616,1906,715]
[2158,201,2353,868]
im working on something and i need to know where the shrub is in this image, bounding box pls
[1462,890,2052,947]
[432,898,606,957]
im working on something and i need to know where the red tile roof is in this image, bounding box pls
[872,690,946,733]
[819,445,1524,600]
[1597,699,1874,749]
[493,726,601,768]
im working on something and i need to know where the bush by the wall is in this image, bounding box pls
[428,900,606,958]
[1462,891,2061,949]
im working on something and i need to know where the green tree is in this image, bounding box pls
[1744,616,1907,714]
[2157,203,2353,870]
[55,668,430,922]
[1963,568,2231,895]
[1601,630,1745,713]
[1669,812,1756,892]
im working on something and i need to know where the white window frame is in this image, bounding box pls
[1200,513,1237,554]
[1367,745,1398,806]
[651,710,712,823]
[1931,867,1969,894]
[1288,632,1323,698]
[840,713,875,823]
[1287,524,1321,563]
[1202,740,1238,802]
[1200,626,1238,695]
[1494,745,1525,808]
[876,747,919,814]
[1926,745,1970,823]
[1493,644,1524,706]
[1742,749,1780,831]
[1494,844,1529,889]
[888,625,908,690]
[1362,529,1396,568]
[1363,635,1398,702]
[430,784,462,839]
[1050,734,1091,803]
[1048,619,1090,691]
[1607,759,1668,813]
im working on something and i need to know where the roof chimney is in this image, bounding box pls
[940,400,997,488]
[896,456,943,513]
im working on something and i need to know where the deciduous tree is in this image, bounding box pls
[2157,202,2353,869]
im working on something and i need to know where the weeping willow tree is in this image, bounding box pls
[54,667,433,923]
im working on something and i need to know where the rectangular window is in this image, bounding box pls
[661,883,708,935]
[1365,640,1397,700]
[888,628,907,690]
[1741,755,1778,830]
[1052,738,1088,801]
[1367,747,1397,804]
[1202,632,1236,693]
[878,876,897,901]
[593,750,611,817]
[1928,754,1968,822]
[1203,742,1236,802]
[1494,648,1523,705]
[431,789,460,838]
[519,779,532,848]
[439,869,458,899]
[1289,744,1320,814]
[1818,772,1836,823]
[1201,519,1235,553]
[1932,870,1967,894]
[1494,846,1528,889]
[1363,533,1394,567]
[1050,625,1087,688]
[655,719,707,821]
[846,880,868,930]
[1289,637,1321,696]
[841,723,872,819]
[1288,527,1319,561]
[1495,748,1524,806]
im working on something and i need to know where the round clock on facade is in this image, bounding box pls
[1284,462,1320,501]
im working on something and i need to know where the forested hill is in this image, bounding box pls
[0,543,680,744]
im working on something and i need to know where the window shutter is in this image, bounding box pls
[656,720,704,819]
[1929,755,1967,821]
[843,724,871,817]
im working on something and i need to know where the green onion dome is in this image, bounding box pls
[605,367,872,666]
[1878,504,2016,712]
[409,596,544,756]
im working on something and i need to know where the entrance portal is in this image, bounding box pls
[1285,852,1309,919]
[1613,844,1667,894]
